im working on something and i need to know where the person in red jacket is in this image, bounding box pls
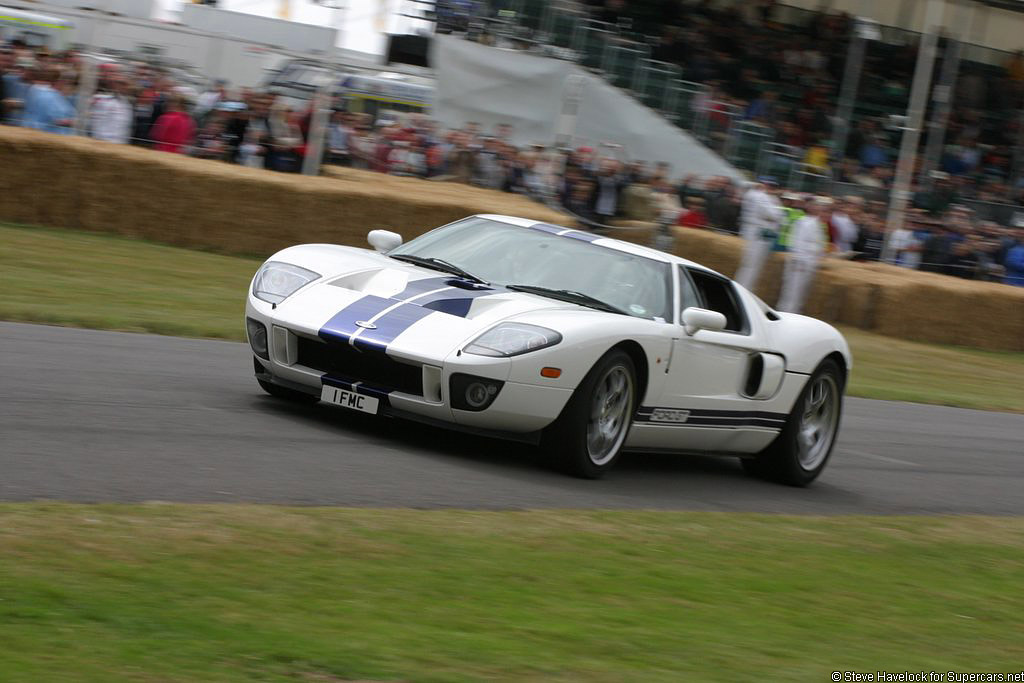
[676,196,709,228]
[150,93,195,154]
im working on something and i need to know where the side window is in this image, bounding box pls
[677,266,702,314]
[687,269,749,334]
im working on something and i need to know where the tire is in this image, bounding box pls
[741,358,843,486]
[542,349,637,479]
[257,377,320,404]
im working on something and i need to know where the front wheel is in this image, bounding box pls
[741,358,843,486]
[542,349,637,479]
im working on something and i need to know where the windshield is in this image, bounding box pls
[389,218,673,321]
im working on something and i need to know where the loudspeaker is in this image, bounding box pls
[386,34,430,68]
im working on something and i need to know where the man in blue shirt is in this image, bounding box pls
[859,134,889,168]
[1004,227,1024,287]
[2,55,33,126]
[23,67,76,135]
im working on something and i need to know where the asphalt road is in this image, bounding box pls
[2,321,1022,514]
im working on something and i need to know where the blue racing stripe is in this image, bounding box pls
[320,275,505,351]
[414,283,501,318]
[351,303,436,352]
[531,222,600,242]
[530,223,564,235]
[393,275,453,297]
[561,230,601,243]
[318,295,394,344]
[421,297,475,317]
[319,277,462,345]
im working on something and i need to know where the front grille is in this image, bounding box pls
[296,335,423,396]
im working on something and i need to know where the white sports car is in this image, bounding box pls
[245,215,851,484]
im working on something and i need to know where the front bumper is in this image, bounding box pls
[247,300,573,433]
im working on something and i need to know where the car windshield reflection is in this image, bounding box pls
[389,218,673,321]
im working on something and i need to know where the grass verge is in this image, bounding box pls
[0,223,259,340]
[2,223,1022,412]
[1,505,1023,682]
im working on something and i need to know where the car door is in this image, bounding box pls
[633,266,784,453]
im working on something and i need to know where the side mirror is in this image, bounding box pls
[682,307,727,336]
[367,229,403,253]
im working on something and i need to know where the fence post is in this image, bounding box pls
[632,58,648,96]
[205,34,225,85]
[882,0,943,263]
[1013,108,1024,188]
[75,55,100,137]
[919,1,971,187]
[555,72,586,147]
[831,18,872,178]
[302,82,331,176]
[601,42,615,74]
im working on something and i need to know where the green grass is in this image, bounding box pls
[2,223,1023,412]
[841,327,1024,412]
[0,223,259,340]
[0,505,1022,682]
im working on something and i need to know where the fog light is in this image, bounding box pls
[450,373,504,411]
[246,317,268,360]
[465,381,497,409]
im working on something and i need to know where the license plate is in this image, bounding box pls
[320,385,379,414]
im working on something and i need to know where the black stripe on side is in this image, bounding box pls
[633,406,788,428]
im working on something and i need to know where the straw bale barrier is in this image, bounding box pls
[2,126,1021,351]
[0,126,564,257]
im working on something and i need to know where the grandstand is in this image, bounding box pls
[432,0,1024,220]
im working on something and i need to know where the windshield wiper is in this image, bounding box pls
[506,284,629,316]
[389,254,489,285]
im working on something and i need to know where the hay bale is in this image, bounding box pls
[872,274,1024,351]
[672,228,750,277]
[0,125,565,257]
[663,228,1024,352]
[3,125,1022,351]
[604,220,659,245]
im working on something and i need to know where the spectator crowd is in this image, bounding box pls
[730,179,1024,314]
[575,0,1024,209]
[2,34,1022,291]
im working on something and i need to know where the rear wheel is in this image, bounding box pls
[542,350,637,479]
[741,359,843,486]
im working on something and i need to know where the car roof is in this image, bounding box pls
[476,214,720,276]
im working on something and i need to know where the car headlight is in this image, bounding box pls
[463,323,562,357]
[252,262,320,305]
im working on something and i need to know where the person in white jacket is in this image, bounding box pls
[90,78,133,144]
[829,197,860,254]
[777,196,831,313]
[735,180,784,291]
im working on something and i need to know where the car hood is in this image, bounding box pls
[264,248,573,362]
